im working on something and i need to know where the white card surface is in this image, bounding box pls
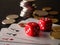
[0,28,12,36]
[8,23,22,30]
[0,18,60,45]
[18,18,39,24]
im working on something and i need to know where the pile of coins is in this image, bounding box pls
[33,6,59,23]
[2,14,19,25]
[20,0,36,18]
[50,26,60,39]
[33,10,48,19]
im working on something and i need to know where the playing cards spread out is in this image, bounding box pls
[0,18,60,45]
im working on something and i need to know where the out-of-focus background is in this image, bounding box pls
[0,0,60,29]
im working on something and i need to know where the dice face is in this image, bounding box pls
[25,22,40,37]
[38,17,52,31]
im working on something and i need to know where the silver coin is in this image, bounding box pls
[20,1,27,7]
[22,8,28,12]
[2,19,15,24]
[6,14,19,19]
[33,10,48,16]
[20,11,26,17]
[23,0,35,1]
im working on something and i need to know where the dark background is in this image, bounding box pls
[0,0,60,29]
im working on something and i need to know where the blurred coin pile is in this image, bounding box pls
[32,6,59,24]
[50,26,60,39]
[2,14,19,25]
[20,0,36,19]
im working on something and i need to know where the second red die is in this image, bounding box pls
[38,17,52,32]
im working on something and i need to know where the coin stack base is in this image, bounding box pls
[50,26,60,39]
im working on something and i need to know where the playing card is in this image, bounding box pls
[0,18,60,45]
[8,23,23,30]
[17,18,60,45]
[18,18,39,24]
[0,28,12,36]
[25,18,39,23]
[0,28,31,43]
[0,28,20,38]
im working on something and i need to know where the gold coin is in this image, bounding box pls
[6,14,19,19]
[50,31,60,39]
[52,26,60,32]
[33,14,41,20]
[47,16,54,19]
[49,11,59,15]
[2,19,15,24]
[42,7,52,11]
[51,18,58,23]
[33,10,48,16]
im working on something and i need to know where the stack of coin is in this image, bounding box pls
[51,18,58,23]
[6,14,19,19]
[52,26,60,32]
[42,7,59,20]
[33,10,48,20]
[20,0,36,18]
[50,26,60,39]
[2,14,19,25]
[50,32,60,39]
[49,11,59,15]
[2,19,15,25]
[42,7,52,11]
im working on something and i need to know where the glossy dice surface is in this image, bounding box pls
[38,17,52,31]
[25,22,40,37]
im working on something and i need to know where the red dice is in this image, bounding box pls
[38,17,52,32]
[25,22,40,37]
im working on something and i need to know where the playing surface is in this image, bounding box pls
[0,18,60,45]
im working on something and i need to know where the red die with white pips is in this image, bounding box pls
[25,22,40,37]
[38,17,52,32]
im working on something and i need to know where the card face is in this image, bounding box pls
[0,18,60,45]
[25,18,39,23]
[8,23,22,30]
[18,18,39,24]
[0,28,11,36]
[0,28,17,38]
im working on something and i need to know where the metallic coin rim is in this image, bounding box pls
[51,18,58,23]
[2,19,16,24]
[50,32,60,39]
[6,15,19,19]
[52,26,60,32]
[49,11,59,15]
[33,10,48,16]
[42,7,52,11]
